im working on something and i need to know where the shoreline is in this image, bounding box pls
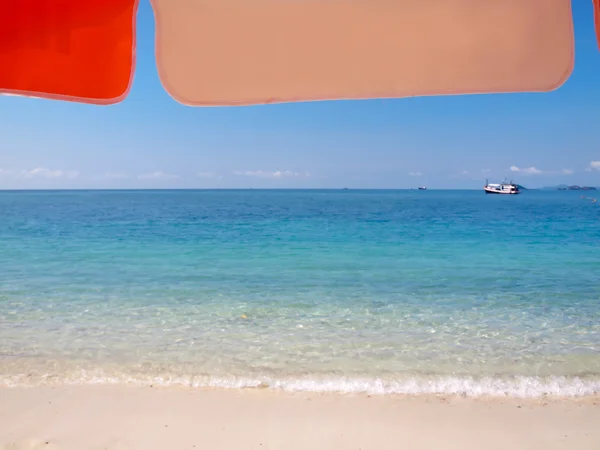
[1,385,599,450]
[2,370,599,398]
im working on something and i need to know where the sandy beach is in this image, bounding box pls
[1,386,599,450]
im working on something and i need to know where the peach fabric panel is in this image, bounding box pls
[152,0,575,106]
[0,0,138,104]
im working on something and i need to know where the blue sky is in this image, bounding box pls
[1,1,599,190]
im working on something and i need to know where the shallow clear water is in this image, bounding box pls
[1,189,599,397]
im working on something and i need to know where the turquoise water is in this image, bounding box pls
[1,189,599,397]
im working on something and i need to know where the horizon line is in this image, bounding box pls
[0,186,595,192]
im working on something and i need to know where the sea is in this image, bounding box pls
[1,189,599,397]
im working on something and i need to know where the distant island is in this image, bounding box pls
[557,185,597,191]
[514,184,597,191]
[540,184,597,191]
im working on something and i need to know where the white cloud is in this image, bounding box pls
[19,168,78,179]
[408,171,422,177]
[590,161,600,171]
[233,170,310,179]
[103,172,130,180]
[0,168,12,176]
[510,165,542,175]
[510,166,577,176]
[137,171,179,180]
[21,168,63,178]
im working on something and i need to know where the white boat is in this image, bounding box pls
[483,179,520,195]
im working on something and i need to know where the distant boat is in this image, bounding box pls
[418,186,427,190]
[484,179,520,195]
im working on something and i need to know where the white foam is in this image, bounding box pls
[1,372,599,398]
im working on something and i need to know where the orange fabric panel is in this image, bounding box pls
[152,0,574,107]
[594,0,600,50]
[0,0,138,104]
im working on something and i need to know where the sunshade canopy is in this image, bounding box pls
[0,0,597,106]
